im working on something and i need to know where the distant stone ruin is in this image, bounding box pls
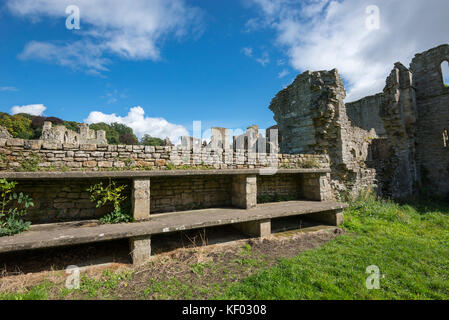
[0,125,12,139]
[271,44,449,199]
[40,121,107,145]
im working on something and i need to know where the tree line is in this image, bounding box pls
[0,112,163,146]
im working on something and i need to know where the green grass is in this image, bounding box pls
[220,196,449,300]
[2,196,449,300]
[0,282,51,300]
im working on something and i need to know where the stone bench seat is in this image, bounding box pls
[0,168,330,180]
[0,200,347,264]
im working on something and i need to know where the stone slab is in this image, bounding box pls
[0,168,331,180]
[0,201,347,253]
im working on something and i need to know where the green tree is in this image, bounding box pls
[0,114,34,139]
[89,122,138,145]
[140,134,163,146]
[63,121,80,133]
[89,122,120,144]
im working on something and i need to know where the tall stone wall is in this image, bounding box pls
[346,93,386,136]
[411,44,449,197]
[269,69,376,198]
[377,63,419,198]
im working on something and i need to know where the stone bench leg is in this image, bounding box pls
[309,210,344,226]
[130,236,151,266]
[131,178,151,220]
[232,175,257,209]
[301,173,332,201]
[130,178,151,266]
[234,219,271,237]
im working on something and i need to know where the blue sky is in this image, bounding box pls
[1,0,448,142]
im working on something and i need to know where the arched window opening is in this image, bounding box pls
[441,61,449,87]
[443,129,449,148]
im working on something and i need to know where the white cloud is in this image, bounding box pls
[0,86,18,92]
[7,0,204,74]
[11,104,46,116]
[241,47,270,66]
[242,47,254,57]
[278,69,289,78]
[247,0,449,101]
[255,52,270,66]
[84,106,188,144]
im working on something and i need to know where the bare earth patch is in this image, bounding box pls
[0,226,344,299]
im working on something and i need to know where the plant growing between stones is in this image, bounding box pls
[87,180,131,224]
[18,152,41,172]
[0,179,34,236]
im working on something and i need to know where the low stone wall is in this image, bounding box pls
[12,178,132,223]
[9,172,330,223]
[257,174,301,200]
[150,176,232,213]
[0,138,329,171]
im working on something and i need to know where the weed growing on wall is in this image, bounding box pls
[0,179,34,236]
[87,180,132,224]
[18,152,42,172]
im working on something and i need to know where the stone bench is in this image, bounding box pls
[0,200,347,265]
[0,168,340,265]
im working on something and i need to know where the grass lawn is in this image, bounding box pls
[221,196,449,299]
[1,196,448,300]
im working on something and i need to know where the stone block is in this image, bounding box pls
[42,142,62,150]
[231,175,257,209]
[83,160,97,168]
[132,178,150,220]
[308,210,344,226]
[24,140,43,150]
[129,236,151,266]
[234,219,271,237]
[6,138,24,147]
[80,144,97,151]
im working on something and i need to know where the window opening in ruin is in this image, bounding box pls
[442,61,449,87]
[443,129,449,148]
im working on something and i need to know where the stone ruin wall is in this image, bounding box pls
[41,121,107,145]
[268,44,449,200]
[348,44,449,199]
[269,69,377,199]
[411,45,449,197]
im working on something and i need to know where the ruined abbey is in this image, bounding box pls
[271,44,449,199]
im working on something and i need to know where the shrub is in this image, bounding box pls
[0,179,34,236]
[18,153,42,172]
[140,134,163,146]
[87,180,132,224]
[119,133,139,145]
